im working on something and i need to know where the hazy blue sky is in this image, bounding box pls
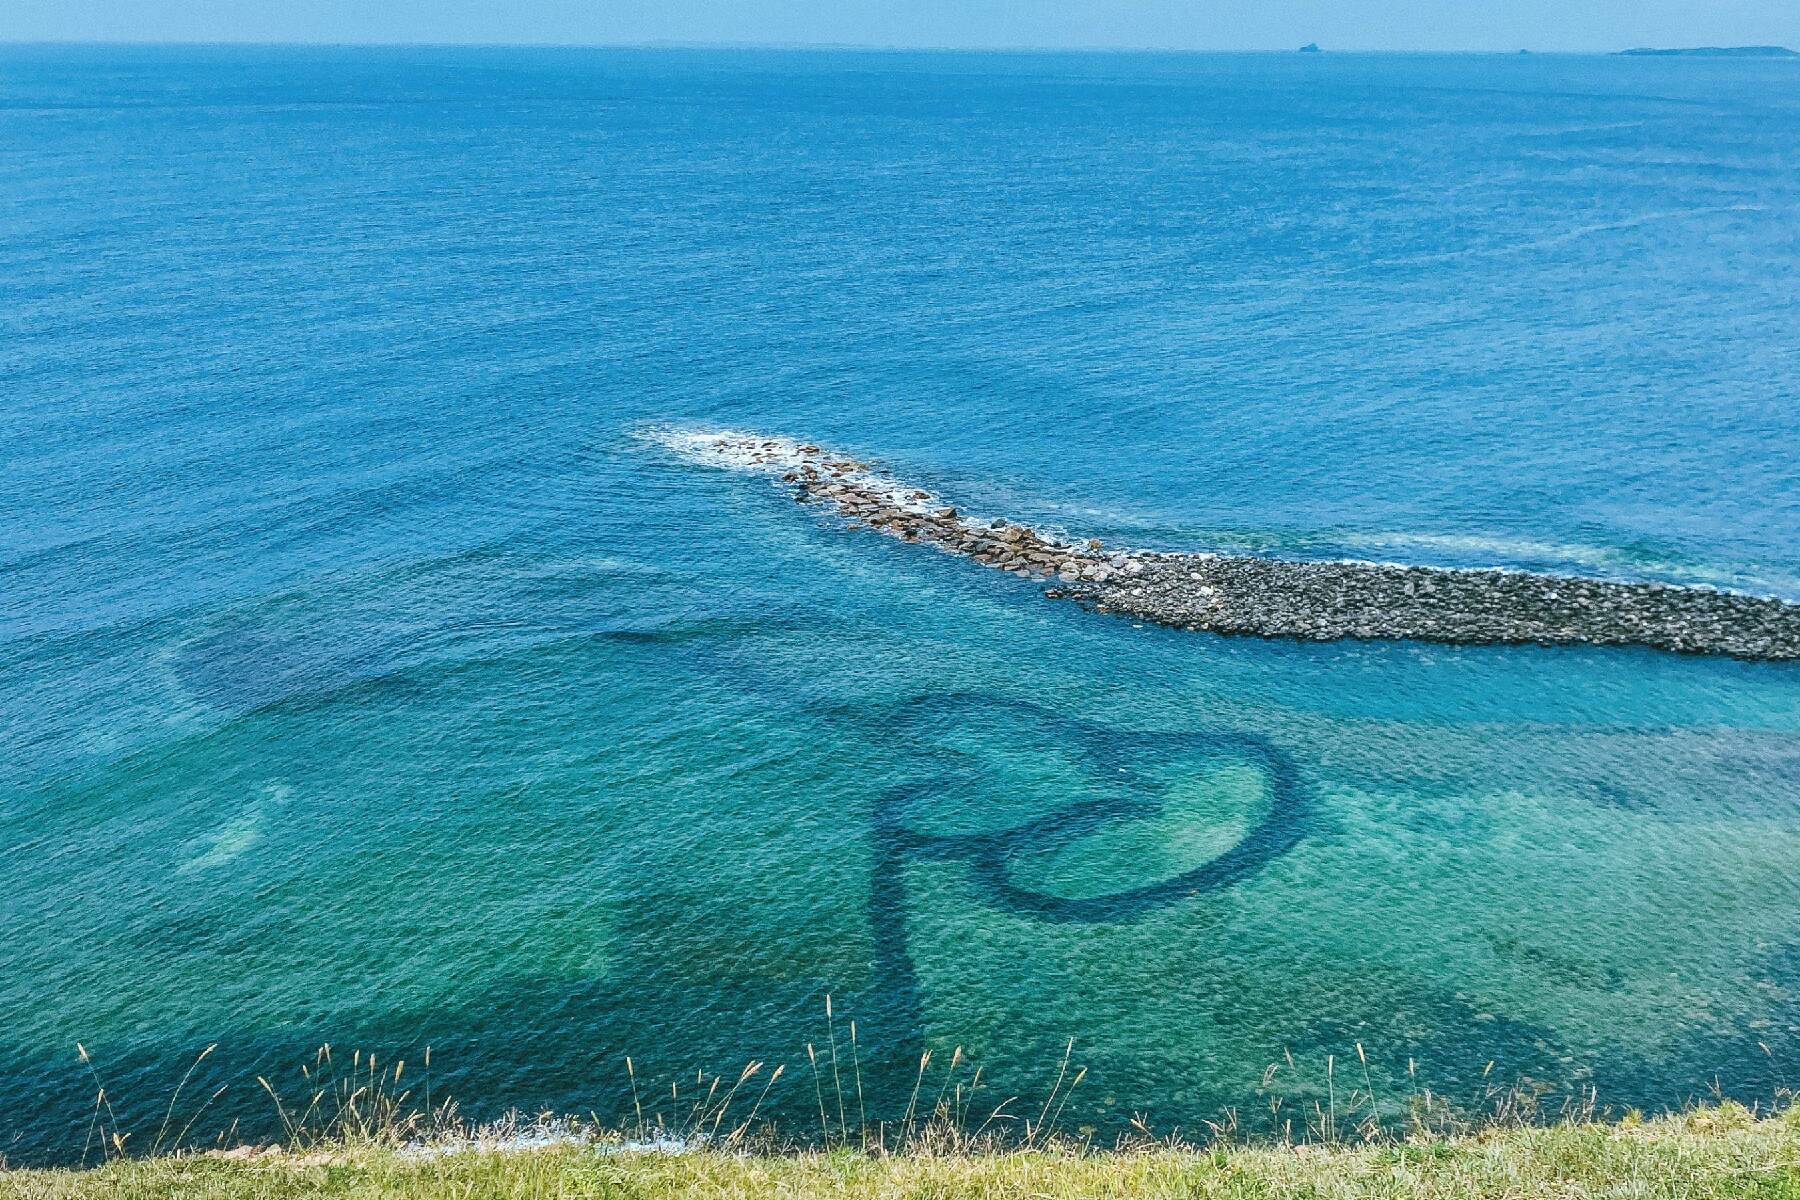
[3,0,1797,52]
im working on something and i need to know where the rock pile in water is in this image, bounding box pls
[1049,554,1800,660]
[662,431,1800,661]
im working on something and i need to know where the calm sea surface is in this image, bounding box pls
[3,44,1799,1162]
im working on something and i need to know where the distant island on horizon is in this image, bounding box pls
[1615,45,1798,58]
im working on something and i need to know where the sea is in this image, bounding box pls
[2,43,1798,1163]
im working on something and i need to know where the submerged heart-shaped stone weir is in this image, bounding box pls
[843,691,1312,1060]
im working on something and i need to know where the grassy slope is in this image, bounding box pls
[5,1112,1799,1200]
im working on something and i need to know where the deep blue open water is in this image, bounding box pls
[3,44,1799,1162]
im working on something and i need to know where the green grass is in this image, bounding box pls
[4,1108,1799,1200]
[16,1018,1798,1198]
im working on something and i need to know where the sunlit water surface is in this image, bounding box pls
[3,45,1799,1163]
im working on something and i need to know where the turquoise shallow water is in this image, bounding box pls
[2,45,1800,1162]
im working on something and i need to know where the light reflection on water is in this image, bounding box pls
[2,44,1799,1163]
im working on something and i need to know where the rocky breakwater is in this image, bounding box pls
[655,429,1120,581]
[654,430,1800,660]
[1050,555,1800,660]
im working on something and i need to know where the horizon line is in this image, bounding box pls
[2,36,1779,56]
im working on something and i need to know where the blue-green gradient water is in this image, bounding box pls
[4,45,1800,1162]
